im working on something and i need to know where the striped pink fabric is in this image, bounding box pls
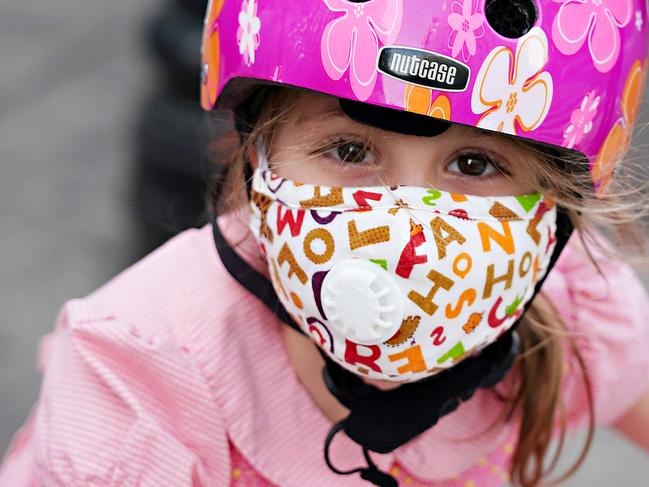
[229,431,518,487]
[2,216,649,486]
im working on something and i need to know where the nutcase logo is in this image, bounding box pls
[377,46,471,92]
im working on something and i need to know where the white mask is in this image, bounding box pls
[249,152,557,382]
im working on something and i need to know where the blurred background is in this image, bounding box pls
[1,1,648,485]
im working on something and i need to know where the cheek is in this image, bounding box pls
[491,172,538,196]
[443,176,538,197]
[270,157,329,184]
[270,150,381,186]
[268,135,328,182]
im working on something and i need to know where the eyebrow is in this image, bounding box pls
[292,103,349,126]
[453,125,516,148]
[454,124,495,138]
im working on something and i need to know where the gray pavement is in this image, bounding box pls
[1,0,156,458]
[1,1,648,485]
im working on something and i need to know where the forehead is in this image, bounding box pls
[285,91,519,148]
[287,92,348,126]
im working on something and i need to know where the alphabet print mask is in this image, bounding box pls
[249,154,557,382]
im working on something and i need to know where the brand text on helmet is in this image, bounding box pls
[377,47,470,92]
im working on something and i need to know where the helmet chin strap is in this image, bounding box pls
[320,327,520,453]
[211,208,573,486]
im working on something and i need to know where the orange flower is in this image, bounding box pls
[201,0,226,110]
[404,84,452,121]
[592,59,647,194]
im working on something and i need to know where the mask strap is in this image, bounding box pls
[211,214,302,334]
[324,422,398,487]
[318,327,520,453]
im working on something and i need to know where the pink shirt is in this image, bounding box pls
[2,218,649,486]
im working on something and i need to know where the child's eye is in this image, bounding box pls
[325,140,372,165]
[446,153,504,177]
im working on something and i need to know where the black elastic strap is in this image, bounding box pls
[324,422,398,487]
[211,215,302,333]
[321,327,520,453]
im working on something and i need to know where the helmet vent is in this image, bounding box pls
[485,0,537,39]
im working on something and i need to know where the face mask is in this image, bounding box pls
[249,151,558,383]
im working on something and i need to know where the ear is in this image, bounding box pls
[247,145,259,169]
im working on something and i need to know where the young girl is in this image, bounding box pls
[2,0,649,486]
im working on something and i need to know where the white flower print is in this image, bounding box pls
[471,27,553,135]
[237,0,261,66]
[636,10,644,31]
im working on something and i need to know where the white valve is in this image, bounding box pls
[321,259,404,345]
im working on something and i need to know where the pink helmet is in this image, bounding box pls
[200,0,648,192]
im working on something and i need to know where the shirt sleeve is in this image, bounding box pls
[543,235,649,428]
[0,299,232,487]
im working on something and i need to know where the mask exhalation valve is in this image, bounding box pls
[322,259,404,345]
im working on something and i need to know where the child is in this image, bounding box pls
[2,0,649,486]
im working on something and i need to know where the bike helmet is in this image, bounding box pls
[201,0,647,193]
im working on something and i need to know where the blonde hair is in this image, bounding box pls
[207,87,647,487]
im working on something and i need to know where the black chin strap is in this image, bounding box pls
[211,208,573,485]
[325,422,398,487]
[321,329,520,486]
[211,218,302,333]
[321,328,520,454]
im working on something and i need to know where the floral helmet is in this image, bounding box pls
[201,0,648,192]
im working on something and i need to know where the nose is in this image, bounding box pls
[381,134,442,187]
